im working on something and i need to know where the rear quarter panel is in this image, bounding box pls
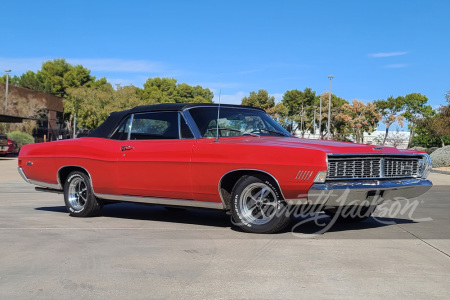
[19,138,119,194]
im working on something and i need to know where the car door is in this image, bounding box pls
[113,111,195,199]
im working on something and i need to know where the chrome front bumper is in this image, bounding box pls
[306,178,432,207]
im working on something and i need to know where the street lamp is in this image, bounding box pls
[313,105,317,136]
[319,96,322,139]
[4,69,11,114]
[327,75,334,140]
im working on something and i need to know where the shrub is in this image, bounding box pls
[409,146,427,152]
[7,131,34,148]
[430,146,450,168]
[427,147,439,154]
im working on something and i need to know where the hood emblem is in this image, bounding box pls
[372,147,384,151]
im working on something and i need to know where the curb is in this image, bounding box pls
[431,169,450,175]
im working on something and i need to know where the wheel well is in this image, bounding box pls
[58,166,90,187]
[219,170,283,210]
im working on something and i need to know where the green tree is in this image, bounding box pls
[317,92,348,139]
[10,59,96,98]
[266,102,289,130]
[402,93,432,148]
[141,77,213,103]
[241,89,275,110]
[419,104,450,147]
[0,74,20,86]
[373,96,405,145]
[282,88,317,134]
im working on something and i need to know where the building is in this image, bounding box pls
[0,83,64,142]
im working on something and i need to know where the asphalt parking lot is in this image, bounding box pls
[1,156,449,299]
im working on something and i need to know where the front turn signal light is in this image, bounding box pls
[313,171,327,183]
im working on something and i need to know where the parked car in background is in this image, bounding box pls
[0,134,9,156]
[7,138,19,155]
[0,134,19,156]
[17,103,433,233]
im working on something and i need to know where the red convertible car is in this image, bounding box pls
[18,104,433,233]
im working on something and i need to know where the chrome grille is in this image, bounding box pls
[327,156,421,180]
[384,158,419,177]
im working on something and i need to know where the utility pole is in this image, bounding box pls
[313,106,317,136]
[4,69,11,113]
[73,113,77,139]
[327,75,334,140]
[319,96,322,139]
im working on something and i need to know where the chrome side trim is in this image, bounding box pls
[29,179,61,190]
[95,193,224,210]
[218,169,287,206]
[17,167,31,184]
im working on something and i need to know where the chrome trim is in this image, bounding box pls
[29,180,61,190]
[95,193,224,210]
[17,167,31,184]
[178,112,196,139]
[127,113,134,140]
[218,169,287,207]
[326,153,429,180]
[181,109,207,139]
[327,152,428,156]
[295,170,313,181]
[306,178,432,207]
[57,165,94,192]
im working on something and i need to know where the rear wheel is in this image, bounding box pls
[64,171,103,217]
[231,175,291,233]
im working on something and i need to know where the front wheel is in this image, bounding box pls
[231,175,291,234]
[64,171,103,217]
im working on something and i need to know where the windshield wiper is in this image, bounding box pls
[207,128,242,133]
[258,129,286,136]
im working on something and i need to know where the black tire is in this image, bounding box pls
[231,175,291,234]
[64,171,103,217]
[324,205,376,223]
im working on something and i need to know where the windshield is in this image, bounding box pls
[188,107,291,138]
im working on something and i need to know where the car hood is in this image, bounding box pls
[215,137,420,155]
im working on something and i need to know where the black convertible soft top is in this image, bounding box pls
[88,103,261,138]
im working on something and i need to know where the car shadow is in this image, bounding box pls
[36,204,417,234]
[288,213,417,234]
[35,202,231,229]
[0,157,17,160]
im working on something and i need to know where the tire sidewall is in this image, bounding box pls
[231,175,289,233]
[64,171,92,216]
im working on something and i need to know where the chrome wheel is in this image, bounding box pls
[239,182,278,225]
[67,176,88,211]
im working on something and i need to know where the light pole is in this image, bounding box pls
[313,105,317,136]
[327,75,334,140]
[319,96,322,139]
[4,69,11,114]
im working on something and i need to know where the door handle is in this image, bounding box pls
[121,146,134,151]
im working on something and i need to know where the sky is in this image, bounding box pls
[1,0,449,131]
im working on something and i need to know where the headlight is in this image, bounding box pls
[313,171,327,183]
[418,154,432,179]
